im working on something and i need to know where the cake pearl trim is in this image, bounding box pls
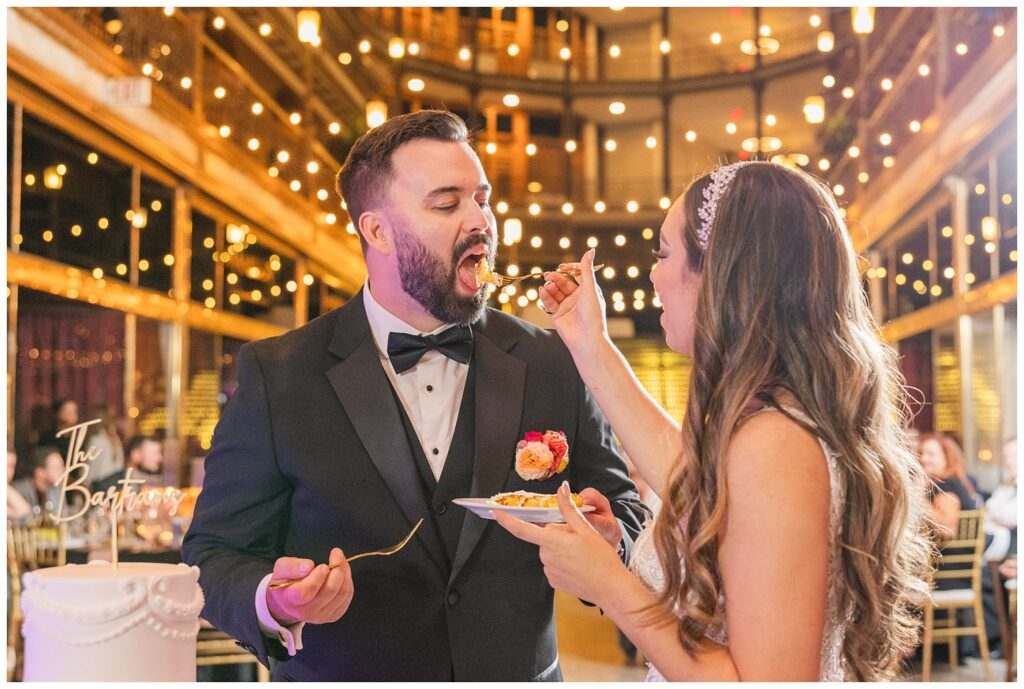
[21,565,204,646]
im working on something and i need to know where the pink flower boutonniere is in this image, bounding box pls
[515,430,570,480]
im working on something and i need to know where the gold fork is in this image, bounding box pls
[267,518,424,590]
[490,264,605,288]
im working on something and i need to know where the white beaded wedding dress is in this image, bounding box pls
[628,404,850,681]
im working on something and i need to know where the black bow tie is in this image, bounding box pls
[386,325,473,374]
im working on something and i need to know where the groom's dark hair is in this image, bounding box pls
[336,109,470,252]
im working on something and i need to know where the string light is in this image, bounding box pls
[918,63,930,76]
[561,202,574,215]
[306,161,320,174]
[276,150,290,163]
[642,228,654,240]
[833,184,845,196]
[529,203,541,216]
[485,142,497,154]
[603,267,616,279]
[587,236,598,248]
[594,201,606,213]
[609,44,621,58]
[858,172,869,183]
[507,43,520,57]
[909,120,921,133]
[819,159,831,171]
[407,78,425,92]
[212,16,225,30]
[809,14,821,27]
[87,152,99,164]
[842,87,855,99]
[848,145,860,158]
[880,78,893,91]
[955,43,968,55]
[559,47,571,61]
[328,122,341,135]
[646,136,657,148]
[764,114,777,126]
[503,93,520,107]
[556,19,569,32]
[993,24,1005,37]
[388,37,406,59]
[163,7,174,17]
[495,201,509,214]
[726,122,737,134]
[218,125,231,137]
[626,200,639,213]
[180,76,192,89]
[817,31,835,52]
[338,52,353,65]
[879,132,892,146]
[251,102,263,115]
[685,130,697,142]
[525,143,537,156]
[823,74,835,88]
[259,23,272,37]
[530,236,542,248]
[289,180,301,192]
[458,47,471,61]
[614,234,626,246]
[565,139,577,153]
[710,32,721,45]
[213,86,226,99]
[659,196,671,210]
[609,101,625,115]
[605,139,617,152]
[289,112,302,125]
[627,266,639,278]
[358,40,371,54]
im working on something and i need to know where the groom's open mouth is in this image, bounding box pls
[456,244,491,295]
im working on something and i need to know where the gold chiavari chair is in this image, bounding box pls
[919,509,990,681]
[196,619,270,681]
[7,520,67,681]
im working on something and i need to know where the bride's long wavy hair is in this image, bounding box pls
[651,162,931,680]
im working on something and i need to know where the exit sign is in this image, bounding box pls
[104,77,152,107]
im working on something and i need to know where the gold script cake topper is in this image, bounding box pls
[50,419,186,567]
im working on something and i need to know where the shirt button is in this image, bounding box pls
[426,385,434,392]
[434,502,447,515]
[447,590,460,606]
[432,448,439,456]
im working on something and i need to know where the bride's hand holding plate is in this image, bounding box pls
[494,481,628,605]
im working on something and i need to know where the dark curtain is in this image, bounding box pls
[14,297,125,464]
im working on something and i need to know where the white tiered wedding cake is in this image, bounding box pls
[21,561,204,681]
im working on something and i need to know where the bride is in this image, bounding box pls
[495,161,931,681]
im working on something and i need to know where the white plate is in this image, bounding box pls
[452,497,594,524]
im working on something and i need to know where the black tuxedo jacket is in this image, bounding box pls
[182,291,648,681]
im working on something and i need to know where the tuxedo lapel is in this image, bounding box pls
[449,320,526,584]
[325,292,449,577]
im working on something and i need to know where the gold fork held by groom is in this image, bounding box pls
[267,518,424,591]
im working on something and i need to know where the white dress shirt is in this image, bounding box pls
[255,280,472,654]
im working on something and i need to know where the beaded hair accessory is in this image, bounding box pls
[696,161,756,251]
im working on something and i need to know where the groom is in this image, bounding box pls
[182,110,648,681]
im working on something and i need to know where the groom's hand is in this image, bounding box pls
[577,488,622,550]
[267,548,354,626]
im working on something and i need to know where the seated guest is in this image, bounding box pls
[987,437,1017,555]
[918,432,979,538]
[7,449,31,523]
[93,435,164,493]
[36,399,79,461]
[12,446,68,521]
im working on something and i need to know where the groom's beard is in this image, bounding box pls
[392,220,494,325]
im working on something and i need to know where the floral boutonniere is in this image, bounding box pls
[515,430,569,480]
